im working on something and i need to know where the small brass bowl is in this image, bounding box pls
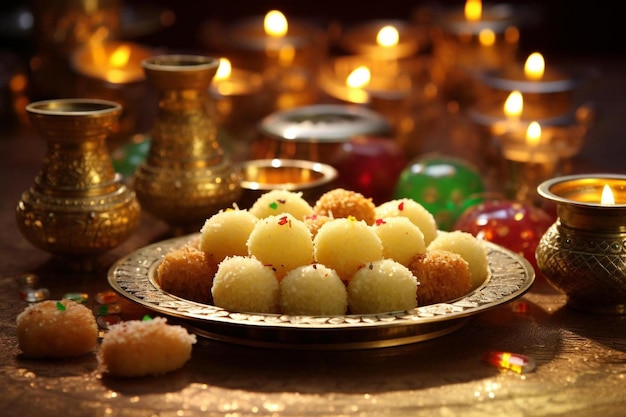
[237,159,338,208]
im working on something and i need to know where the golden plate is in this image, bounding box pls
[108,234,534,350]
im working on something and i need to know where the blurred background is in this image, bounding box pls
[1,1,623,62]
[0,0,623,184]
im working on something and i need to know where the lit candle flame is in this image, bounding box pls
[504,90,523,118]
[465,0,482,21]
[109,44,131,67]
[346,66,371,88]
[376,25,399,47]
[215,58,232,81]
[79,41,150,84]
[525,121,541,146]
[264,10,288,37]
[601,185,615,205]
[478,29,495,46]
[102,44,133,83]
[524,52,545,80]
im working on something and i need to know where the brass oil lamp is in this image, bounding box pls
[536,174,626,314]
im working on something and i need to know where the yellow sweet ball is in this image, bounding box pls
[247,213,314,279]
[212,255,280,313]
[372,216,426,266]
[199,208,258,263]
[98,317,196,377]
[348,259,418,314]
[249,189,314,220]
[428,230,489,290]
[16,299,98,358]
[313,217,383,280]
[280,263,348,315]
[375,198,438,246]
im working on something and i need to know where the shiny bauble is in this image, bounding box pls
[394,155,485,230]
[454,199,555,270]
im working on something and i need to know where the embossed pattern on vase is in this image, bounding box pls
[15,99,140,262]
[133,55,241,229]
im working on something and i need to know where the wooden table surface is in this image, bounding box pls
[1,53,625,417]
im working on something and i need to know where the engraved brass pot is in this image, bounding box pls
[133,54,242,232]
[16,98,141,270]
[536,174,626,314]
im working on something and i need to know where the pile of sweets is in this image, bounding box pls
[156,188,489,316]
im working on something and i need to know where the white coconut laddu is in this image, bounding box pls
[348,259,418,314]
[98,317,196,377]
[280,263,348,315]
[212,255,280,314]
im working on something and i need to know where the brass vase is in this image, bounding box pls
[16,98,141,270]
[133,54,242,232]
[536,174,626,314]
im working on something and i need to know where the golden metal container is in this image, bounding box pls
[253,104,391,163]
[237,158,338,209]
[536,174,626,314]
[16,98,140,270]
[133,55,242,233]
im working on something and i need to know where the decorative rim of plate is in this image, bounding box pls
[108,234,534,332]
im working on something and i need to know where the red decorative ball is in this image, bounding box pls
[330,136,407,205]
[453,199,556,270]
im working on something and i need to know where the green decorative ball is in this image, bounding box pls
[394,155,485,231]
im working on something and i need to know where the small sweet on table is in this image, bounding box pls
[16,299,98,359]
[98,316,196,377]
